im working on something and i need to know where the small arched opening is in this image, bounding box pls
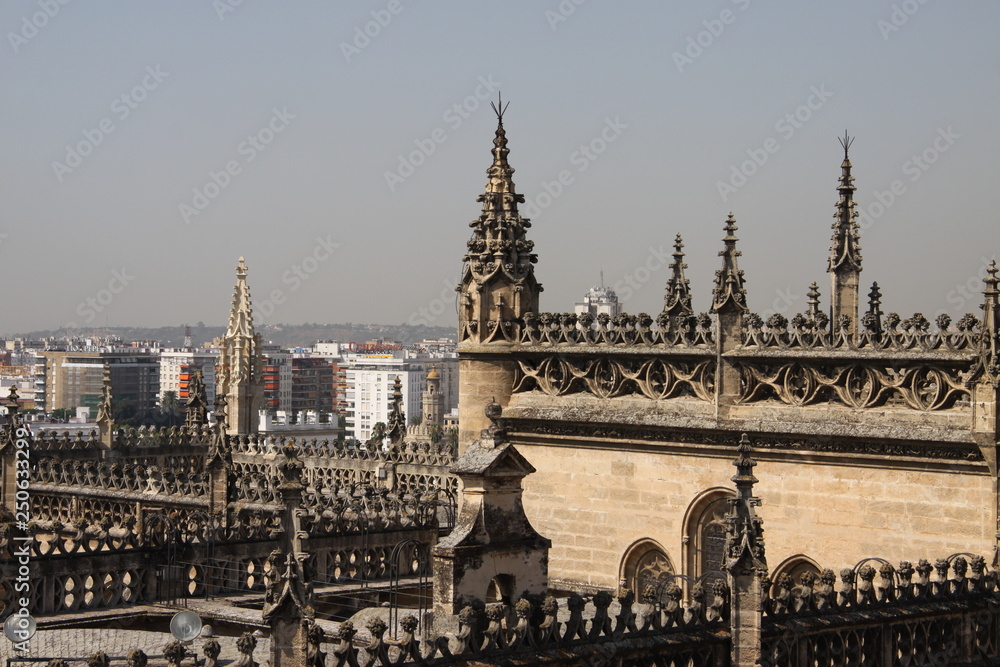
[486,574,515,606]
[770,554,822,594]
[619,539,675,599]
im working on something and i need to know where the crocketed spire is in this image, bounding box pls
[217,257,263,435]
[459,96,541,344]
[711,214,748,314]
[226,257,255,341]
[828,132,862,274]
[725,434,767,576]
[662,233,693,320]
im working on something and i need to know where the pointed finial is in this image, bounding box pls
[725,434,766,575]
[662,233,693,319]
[828,136,861,275]
[732,433,757,486]
[724,212,738,237]
[868,281,883,308]
[482,400,506,448]
[97,362,115,438]
[985,261,999,294]
[711,214,748,314]
[982,262,1000,335]
[806,282,821,319]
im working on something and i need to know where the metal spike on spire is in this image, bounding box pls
[838,130,854,160]
[490,92,509,125]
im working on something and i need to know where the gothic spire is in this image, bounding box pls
[724,434,767,575]
[218,257,263,435]
[226,257,255,341]
[711,213,748,314]
[828,132,862,274]
[459,96,541,344]
[662,233,693,319]
[478,94,520,221]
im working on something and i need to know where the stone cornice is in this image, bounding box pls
[505,416,985,467]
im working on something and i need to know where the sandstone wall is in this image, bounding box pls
[514,440,994,592]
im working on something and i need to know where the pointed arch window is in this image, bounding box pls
[683,488,735,585]
[620,540,675,599]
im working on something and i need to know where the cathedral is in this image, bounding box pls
[455,106,999,597]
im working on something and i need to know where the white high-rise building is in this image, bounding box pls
[341,349,458,443]
[158,349,218,407]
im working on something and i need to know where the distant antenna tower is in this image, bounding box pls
[600,270,604,288]
[183,325,192,349]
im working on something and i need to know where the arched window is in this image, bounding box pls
[620,540,675,599]
[683,488,735,585]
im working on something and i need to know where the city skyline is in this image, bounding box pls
[2,2,997,333]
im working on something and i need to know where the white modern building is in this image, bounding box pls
[342,349,458,443]
[158,348,218,406]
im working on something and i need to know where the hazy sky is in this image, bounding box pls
[1,1,997,335]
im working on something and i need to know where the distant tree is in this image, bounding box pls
[428,423,443,444]
[445,427,458,451]
[155,391,183,428]
[51,408,74,422]
[115,398,141,428]
[367,422,386,448]
[409,415,422,426]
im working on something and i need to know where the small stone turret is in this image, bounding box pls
[433,403,550,631]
